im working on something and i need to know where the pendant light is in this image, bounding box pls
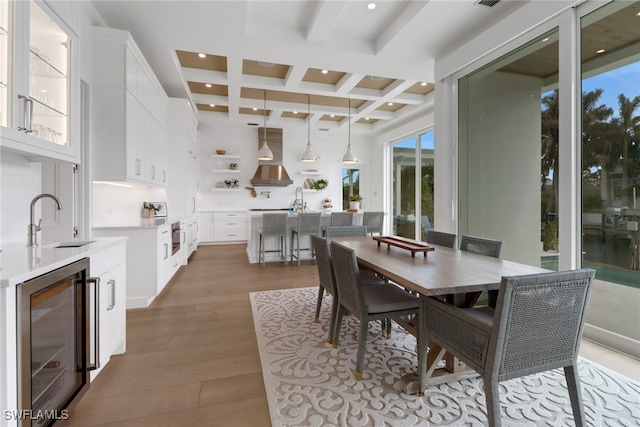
[341,97,358,164]
[257,90,274,161]
[301,94,317,162]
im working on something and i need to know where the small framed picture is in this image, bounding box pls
[152,202,167,217]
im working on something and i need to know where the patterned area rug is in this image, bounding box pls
[250,287,640,427]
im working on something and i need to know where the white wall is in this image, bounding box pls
[0,153,41,246]
[197,120,373,212]
[92,182,167,226]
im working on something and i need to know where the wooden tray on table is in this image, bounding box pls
[373,236,435,257]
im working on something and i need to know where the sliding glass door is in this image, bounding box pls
[580,1,640,342]
[456,0,639,346]
[391,131,434,240]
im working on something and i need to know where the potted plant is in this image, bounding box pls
[314,178,328,191]
[349,194,362,210]
[142,202,157,218]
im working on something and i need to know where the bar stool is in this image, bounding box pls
[362,211,384,235]
[324,211,354,236]
[259,213,289,267]
[291,212,322,266]
[330,211,353,226]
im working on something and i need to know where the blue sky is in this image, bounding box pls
[582,61,640,114]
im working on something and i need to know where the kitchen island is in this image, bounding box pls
[246,210,363,263]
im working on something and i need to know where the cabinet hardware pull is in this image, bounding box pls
[164,243,168,259]
[17,95,34,133]
[86,277,101,371]
[107,279,116,311]
[136,159,141,175]
[151,165,156,179]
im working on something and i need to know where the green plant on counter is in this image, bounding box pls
[143,202,159,212]
[349,194,362,202]
[314,179,328,191]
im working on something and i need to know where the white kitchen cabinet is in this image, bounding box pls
[167,98,199,216]
[198,211,247,243]
[198,212,215,243]
[91,26,168,186]
[93,223,177,308]
[185,214,198,262]
[89,242,126,380]
[0,0,81,162]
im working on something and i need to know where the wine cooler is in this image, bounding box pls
[17,258,98,426]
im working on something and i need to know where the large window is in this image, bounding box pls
[391,131,434,240]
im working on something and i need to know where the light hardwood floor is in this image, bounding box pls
[58,244,639,426]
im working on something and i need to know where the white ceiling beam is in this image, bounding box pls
[335,73,363,95]
[284,64,307,88]
[375,1,430,55]
[306,0,348,42]
[226,56,244,121]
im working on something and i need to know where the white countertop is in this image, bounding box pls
[0,237,128,288]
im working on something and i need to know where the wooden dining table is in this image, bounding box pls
[329,236,550,390]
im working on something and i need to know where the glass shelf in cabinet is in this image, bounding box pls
[31,96,67,117]
[30,49,67,78]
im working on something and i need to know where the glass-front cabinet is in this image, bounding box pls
[0,0,79,162]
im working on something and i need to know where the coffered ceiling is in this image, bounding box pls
[90,0,537,133]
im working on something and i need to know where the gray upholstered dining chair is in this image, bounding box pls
[325,225,367,237]
[290,212,322,266]
[258,212,289,267]
[460,234,503,258]
[331,241,419,380]
[330,211,354,226]
[362,211,384,235]
[418,268,596,427]
[425,230,457,248]
[460,234,503,306]
[311,235,386,343]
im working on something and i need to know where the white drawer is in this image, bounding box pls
[216,218,247,229]
[214,229,247,241]
[214,212,247,220]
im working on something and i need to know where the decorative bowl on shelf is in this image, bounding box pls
[216,149,226,155]
[215,181,226,188]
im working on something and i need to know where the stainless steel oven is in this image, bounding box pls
[17,258,98,426]
[171,221,181,256]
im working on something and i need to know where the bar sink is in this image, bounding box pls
[53,241,95,248]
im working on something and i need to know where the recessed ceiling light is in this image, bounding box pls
[330,114,335,117]
[209,103,215,107]
[198,53,206,58]
[205,83,212,88]
[365,117,370,120]
[293,111,298,114]
[258,61,275,68]
[596,49,606,54]
[321,69,328,74]
[542,37,549,42]
[388,102,394,106]
[370,75,385,81]
[368,3,376,10]
[420,82,427,86]
[253,107,258,111]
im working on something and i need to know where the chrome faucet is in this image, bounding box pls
[294,187,304,212]
[28,193,62,247]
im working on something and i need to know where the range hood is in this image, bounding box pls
[250,127,293,186]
